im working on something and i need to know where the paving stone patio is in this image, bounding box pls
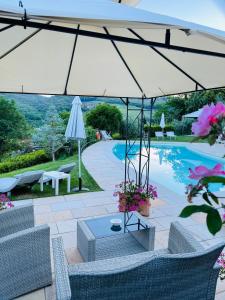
[17,141,225,299]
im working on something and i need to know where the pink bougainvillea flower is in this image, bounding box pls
[189,163,225,180]
[129,205,139,212]
[192,102,225,137]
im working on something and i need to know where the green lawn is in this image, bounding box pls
[0,155,101,201]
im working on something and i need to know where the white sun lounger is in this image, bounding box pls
[216,135,225,144]
[100,130,112,141]
[166,131,177,140]
[155,131,164,139]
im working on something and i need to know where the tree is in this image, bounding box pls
[86,103,122,133]
[154,90,225,124]
[0,97,29,155]
[32,105,65,161]
[60,111,70,126]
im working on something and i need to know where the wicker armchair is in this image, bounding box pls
[0,205,52,299]
[52,222,224,300]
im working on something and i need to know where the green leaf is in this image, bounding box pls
[180,205,223,235]
[208,134,217,145]
[202,192,212,206]
[179,205,209,218]
[206,210,222,235]
[201,176,225,186]
[208,192,219,205]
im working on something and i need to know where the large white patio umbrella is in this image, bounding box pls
[0,0,225,98]
[160,113,165,131]
[65,96,86,191]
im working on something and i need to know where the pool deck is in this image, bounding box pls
[18,140,225,299]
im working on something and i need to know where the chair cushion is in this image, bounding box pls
[14,171,43,185]
[0,178,18,193]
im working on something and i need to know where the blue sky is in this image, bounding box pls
[137,0,225,30]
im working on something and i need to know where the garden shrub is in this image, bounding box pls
[144,124,175,137]
[173,118,194,135]
[112,133,121,140]
[0,150,50,173]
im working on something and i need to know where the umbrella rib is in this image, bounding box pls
[128,28,206,90]
[104,27,145,97]
[0,21,51,61]
[64,24,80,95]
[1,18,225,59]
[0,24,15,33]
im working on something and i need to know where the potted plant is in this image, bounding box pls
[114,181,157,217]
[0,194,14,210]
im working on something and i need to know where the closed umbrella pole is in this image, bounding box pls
[78,139,82,190]
[65,96,86,191]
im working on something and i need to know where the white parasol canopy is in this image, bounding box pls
[0,0,225,98]
[65,96,86,191]
[183,108,203,119]
[65,96,86,140]
[160,113,165,129]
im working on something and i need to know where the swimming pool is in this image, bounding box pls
[113,143,225,194]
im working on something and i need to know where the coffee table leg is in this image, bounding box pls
[67,175,71,193]
[55,179,59,196]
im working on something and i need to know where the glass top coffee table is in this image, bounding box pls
[77,212,155,262]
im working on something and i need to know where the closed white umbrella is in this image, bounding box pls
[160,113,165,130]
[0,0,225,97]
[65,96,86,191]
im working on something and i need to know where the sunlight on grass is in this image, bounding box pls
[0,155,101,200]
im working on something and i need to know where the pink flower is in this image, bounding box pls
[133,194,141,200]
[118,204,126,212]
[0,194,9,202]
[189,164,225,180]
[136,187,143,193]
[192,102,225,137]
[139,200,146,206]
[128,205,138,212]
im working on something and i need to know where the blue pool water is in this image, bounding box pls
[113,143,225,195]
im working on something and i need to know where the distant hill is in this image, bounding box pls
[0,93,166,128]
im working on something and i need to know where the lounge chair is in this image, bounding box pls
[100,130,112,141]
[216,134,225,144]
[0,205,52,299]
[166,131,177,140]
[41,162,76,185]
[52,221,224,300]
[0,170,44,196]
[155,131,164,139]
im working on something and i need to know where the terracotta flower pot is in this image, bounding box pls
[139,201,150,217]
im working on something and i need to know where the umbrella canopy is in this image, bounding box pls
[0,0,225,98]
[65,96,86,140]
[160,113,165,129]
[183,108,202,119]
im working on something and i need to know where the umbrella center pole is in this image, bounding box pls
[124,97,156,193]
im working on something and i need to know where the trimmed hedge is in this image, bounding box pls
[0,150,50,173]
[112,133,121,140]
[144,124,175,137]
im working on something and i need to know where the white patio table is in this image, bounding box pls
[42,171,71,196]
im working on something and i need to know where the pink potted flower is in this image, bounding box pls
[114,181,157,217]
[0,194,14,210]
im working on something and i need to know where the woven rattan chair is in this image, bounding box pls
[0,205,52,299]
[52,221,224,300]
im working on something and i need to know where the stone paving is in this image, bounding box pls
[17,141,225,299]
